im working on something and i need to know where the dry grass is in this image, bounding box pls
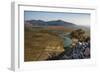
[24,27,66,61]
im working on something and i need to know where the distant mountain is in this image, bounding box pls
[24,20,84,29]
[25,20,48,27]
[46,20,75,26]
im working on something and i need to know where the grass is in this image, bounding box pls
[24,27,65,61]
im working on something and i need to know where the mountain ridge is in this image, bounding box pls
[25,19,76,27]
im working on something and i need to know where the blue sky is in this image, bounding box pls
[24,11,90,26]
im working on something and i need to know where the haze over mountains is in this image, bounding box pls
[24,19,90,32]
[25,20,78,27]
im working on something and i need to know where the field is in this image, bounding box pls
[24,27,72,61]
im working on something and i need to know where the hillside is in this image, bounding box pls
[24,20,90,61]
[24,27,64,61]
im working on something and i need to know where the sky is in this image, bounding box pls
[24,11,90,26]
